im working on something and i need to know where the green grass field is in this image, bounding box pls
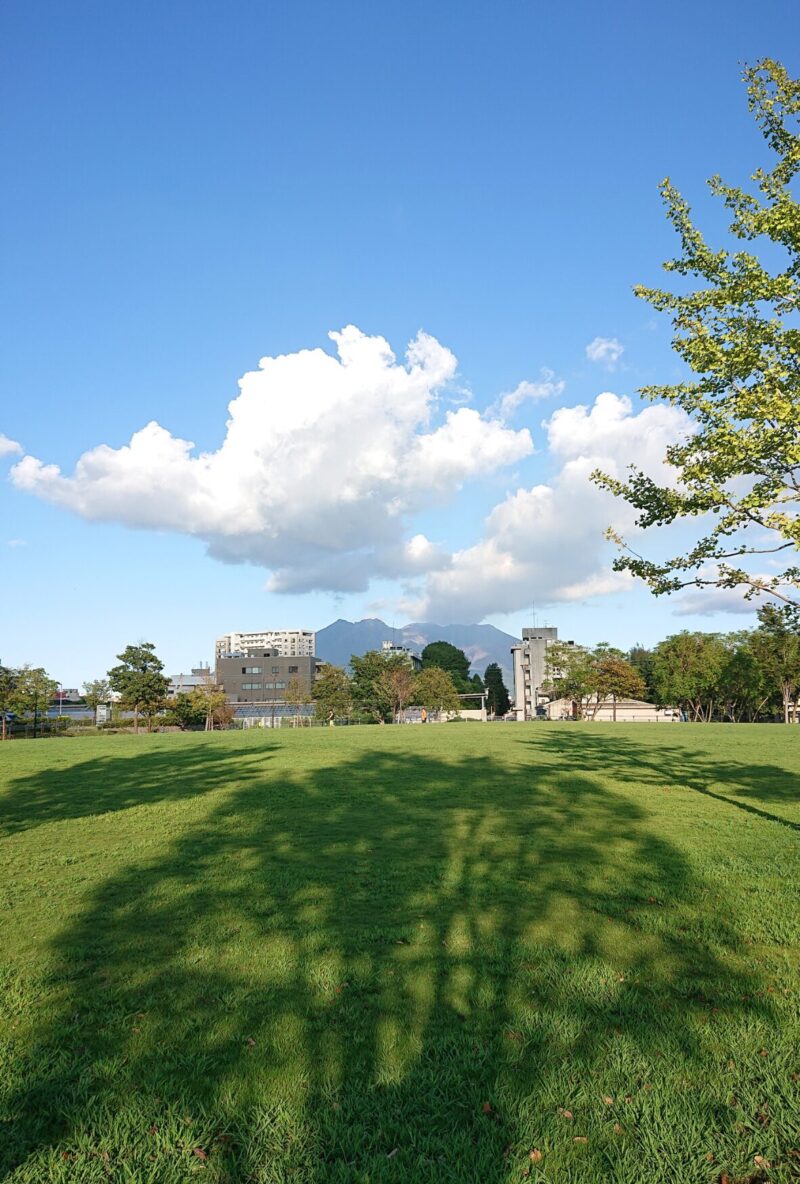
[1,724,798,1183]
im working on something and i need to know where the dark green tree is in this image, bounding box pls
[483,663,510,716]
[628,645,657,702]
[166,694,207,730]
[108,643,169,733]
[312,664,353,723]
[350,651,407,721]
[748,604,800,723]
[0,664,18,741]
[421,641,472,692]
[652,632,727,722]
[717,633,772,722]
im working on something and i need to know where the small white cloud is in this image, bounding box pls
[491,368,565,421]
[0,434,22,458]
[585,337,624,368]
[5,538,27,547]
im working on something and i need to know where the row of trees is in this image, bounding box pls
[628,605,800,724]
[312,643,511,724]
[0,664,58,740]
[545,605,800,723]
[106,643,231,732]
[543,643,647,721]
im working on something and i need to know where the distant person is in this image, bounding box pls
[420,707,428,724]
[328,709,335,728]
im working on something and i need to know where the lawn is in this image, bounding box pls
[0,723,798,1183]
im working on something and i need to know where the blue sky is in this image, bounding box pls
[1,0,797,684]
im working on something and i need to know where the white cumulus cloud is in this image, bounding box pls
[416,392,691,621]
[11,326,532,594]
[0,434,22,458]
[586,336,624,368]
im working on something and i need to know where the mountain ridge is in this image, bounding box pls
[315,617,520,687]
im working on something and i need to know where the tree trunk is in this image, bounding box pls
[612,694,617,723]
[134,706,139,734]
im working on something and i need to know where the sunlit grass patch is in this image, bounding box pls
[1,723,799,1182]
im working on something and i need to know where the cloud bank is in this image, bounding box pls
[10,327,695,619]
[11,327,532,594]
[415,392,691,620]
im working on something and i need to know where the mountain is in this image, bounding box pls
[315,618,520,688]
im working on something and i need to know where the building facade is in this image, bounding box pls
[215,647,319,706]
[167,666,212,698]
[511,627,580,721]
[215,630,315,662]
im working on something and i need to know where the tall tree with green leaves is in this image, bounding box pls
[190,678,232,731]
[748,603,800,723]
[483,663,510,716]
[628,645,657,702]
[652,632,727,722]
[594,60,800,609]
[420,641,473,692]
[0,665,18,740]
[14,666,58,728]
[717,632,772,723]
[592,646,647,721]
[413,667,462,718]
[350,651,408,721]
[82,678,112,713]
[378,664,417,722]
[108,643,169,733]
[542,642,597,719]
[312,664,353,723]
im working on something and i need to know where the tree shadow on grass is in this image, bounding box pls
[0,743,275,836]
[1,741,795,1182]
[535,726,800,832]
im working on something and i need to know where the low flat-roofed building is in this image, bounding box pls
[543,697,679,723]
[167,666,212,698]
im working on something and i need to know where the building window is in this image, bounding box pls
[288,665,298,673]
[272,666,280,673]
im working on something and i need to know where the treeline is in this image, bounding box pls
[0,665,57,740]
[312,642,511,724]
[626,605,800,723]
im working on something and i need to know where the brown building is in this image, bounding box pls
[215,647,319,706]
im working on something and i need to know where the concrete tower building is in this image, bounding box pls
[511,627,578,721]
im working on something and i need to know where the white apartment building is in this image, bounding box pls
[215,630,316,661]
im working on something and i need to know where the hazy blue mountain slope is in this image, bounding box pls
[316,618,519,687]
